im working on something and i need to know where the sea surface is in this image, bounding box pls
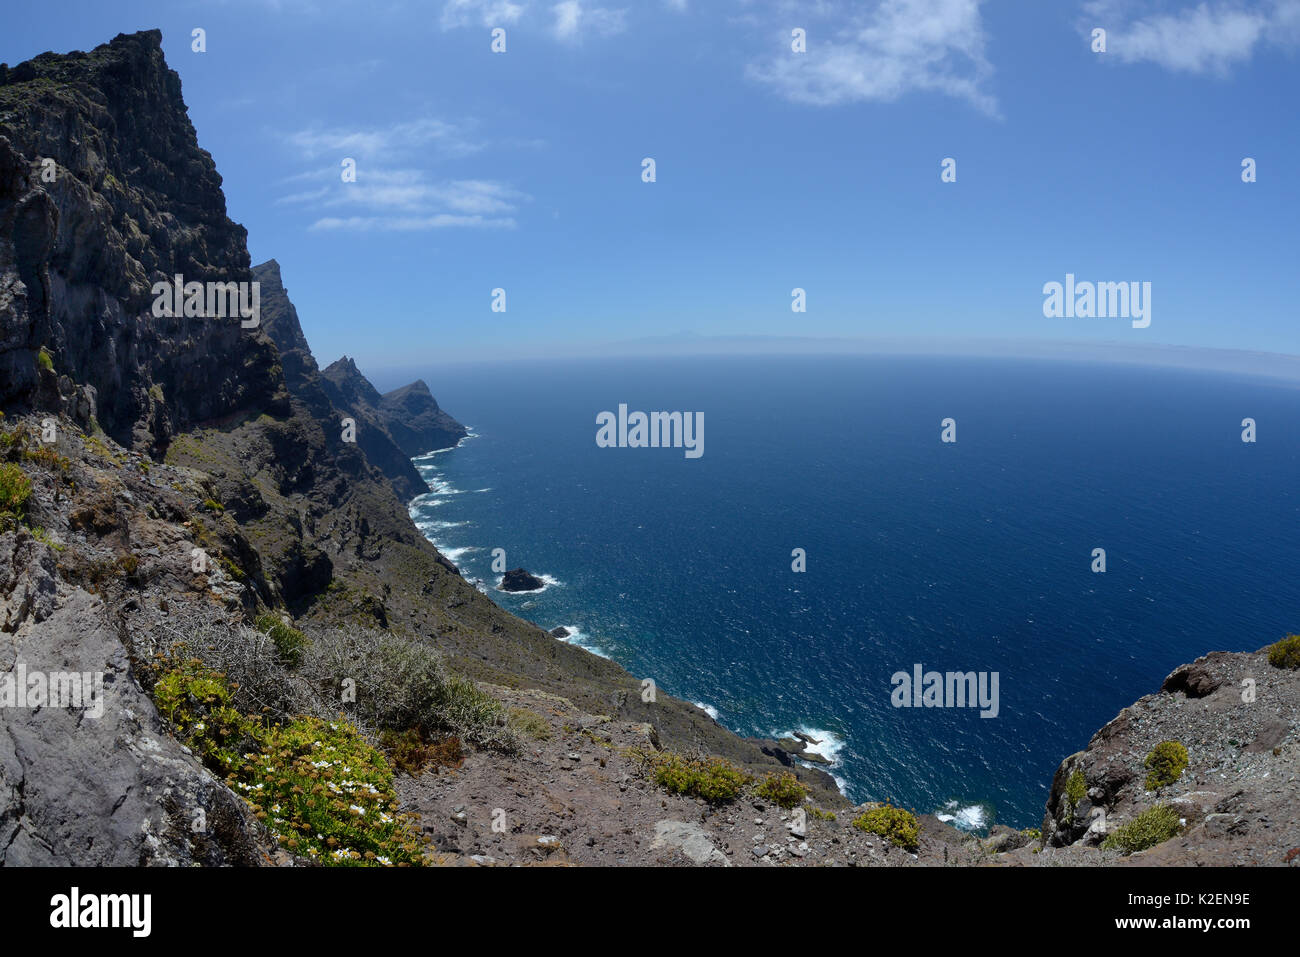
[401,355,1300,829]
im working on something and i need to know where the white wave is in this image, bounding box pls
[935,800,990,832]
[552,625,611,660]
[495,572,562,595]
[438,545,480,563]
[418,519,470,532]
[692,701,720,721]
[411,431,476,461]
[773,725,846,768]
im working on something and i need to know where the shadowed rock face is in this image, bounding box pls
[322,358,468,457]
[253,260,427,503]
[0,30,289,453]
[378,379,468,457]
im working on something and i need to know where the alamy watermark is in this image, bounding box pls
[1042,273,1150,328]
[891,664,999,718]
[596,404,703,459]
[151,275,260,328]
[1,663,104,718]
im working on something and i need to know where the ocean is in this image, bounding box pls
[402,354,1300,829]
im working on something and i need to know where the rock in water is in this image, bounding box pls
[501,568,545,592]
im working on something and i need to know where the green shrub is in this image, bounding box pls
[754,771,809,809]
[507,706,552,741]
[1101,804,1181,855]
[1144,741,1188,790]
[1268,634,1300,670]
[36,347,53,372]
[380,727,464,775]
[852,804,920,851]
[1064,768,1087,822]
[648,752,749,804]
[808,806,837,821]
[201,498,224,514]
[150,656,427,866]
[0,463,32,515]
[247,716,428,865]
[151,657,263,775]
[254,614,309,668]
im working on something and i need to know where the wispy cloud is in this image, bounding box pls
[1082,0,1300,74]
[746,0,1000,116]
[277,119,527,232]
[551,1,628,41]
[283,117,483,161]
[309,213,517,231]
[437,0,627,40]
[440,0,527,29]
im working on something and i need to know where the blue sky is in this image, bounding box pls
[4,0,1299,372]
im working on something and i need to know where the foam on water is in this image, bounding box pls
[935,800,992,832]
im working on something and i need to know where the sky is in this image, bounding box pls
[3,0,1299,373]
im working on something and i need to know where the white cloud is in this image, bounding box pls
[279,121,528,232]
[1083,0,1300,74]
[440,0,527,29]
[309,214,517,231]
[551,1,628,41]
[746,0,999,115]
[283,118,483,161]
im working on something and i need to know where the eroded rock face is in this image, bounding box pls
[253,260,427,503]
[321,357,467,462]
[0,30,289,452]
[0,537,275,865]
[379,380,467,457]
[1032,648,1300,865]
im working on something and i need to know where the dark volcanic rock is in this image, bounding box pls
[501,568,545,592]
[379,379,468,456]
[0,30,290,453]
[549,626,571,638]
[321,357,467,465]
[255,261,426,502]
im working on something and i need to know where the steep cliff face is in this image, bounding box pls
[379,380,468,457]
[0,31,288,454]
[253,260,427,503]
[322,357,467,460]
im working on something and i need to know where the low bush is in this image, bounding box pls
[1101,804,1181,854]
[150,655,428,865]
[254,614,309,668]
[754,771,809,809]
[852,804,920,851]
[648,751,749,804]
[0,463,32,516]
[1144,741,1189,790]
[1268,634,1300,670]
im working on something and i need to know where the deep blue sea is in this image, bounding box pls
[399,355,1300,829]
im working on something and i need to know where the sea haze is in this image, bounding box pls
[404,354,1300,829]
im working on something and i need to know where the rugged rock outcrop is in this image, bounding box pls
[379,379,468,457]
[321,356,467,461]
[500,568,545,592]
[253,260,427,503]
[0,30,289,454]
[1003,646,1299,866]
